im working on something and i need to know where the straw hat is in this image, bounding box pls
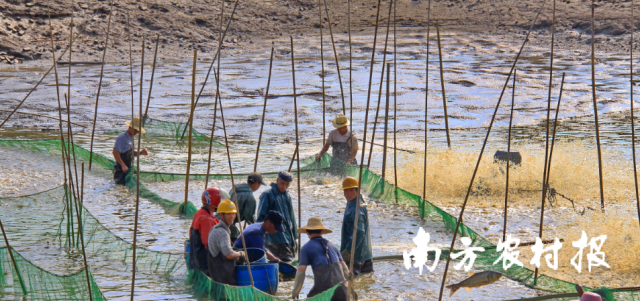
[332,114,350,129]
[125,116,146,133]
[297,217,333,234]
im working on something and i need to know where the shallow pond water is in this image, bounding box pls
[1,29,640,300]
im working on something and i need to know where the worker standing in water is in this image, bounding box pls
[316,114,359,171]
[112,116,149,185]
[233,210,284,263]
[256,171,298,262]
[188,187,229,275]
[207,200,246,285]
[340,177,373,275]
[292,217,350,300]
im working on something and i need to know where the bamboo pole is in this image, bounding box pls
[631,0,640,229]
[421,0,431,220]
[205,85,219,188]
[88,2,113,170]
[365,0,395,168]
[77,162,93,301]
[47,2,69,221]
[130,40,146,301]
[351,0,385,297]
[143,35,161,119]
[382,63,391,179]
[211,64,258,294]
[183,49,196,213]
[180,0,240,139]
[0,217,27,295]
[591,0,606,211]
[393,0,398,204]
[348,0,353,134]
[535,0,557,281]
[435,22,451,148]
[126,12,135,120]
[64,93,77,247]
[322,0,346,114]
[319,0,327,145]
[253,48,275,172]
[0,110,86,127]
[436,1,547,299]
[545,73,566,192]
[291,36,303,258]
[205,17,226,187]
[503,70,516,241]
[288,145,299,173]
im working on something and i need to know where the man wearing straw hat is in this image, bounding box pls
[316,114,359,171]
[292,217,350,300]
[340,177,373,275]
[257,171,298,262]
[112,116,149,185]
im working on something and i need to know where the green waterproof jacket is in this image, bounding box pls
[257,183,297,248]
[340,196,373,262]
[229,183,257,224]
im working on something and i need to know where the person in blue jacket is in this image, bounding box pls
[256,171,298,262]
[233,210,283,263]
[340,176,373,275]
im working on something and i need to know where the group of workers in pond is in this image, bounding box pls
[113,114,370,300]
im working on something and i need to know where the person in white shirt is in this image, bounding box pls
[316,114,358,171]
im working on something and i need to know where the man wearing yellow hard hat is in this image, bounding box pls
[340,177,373,275]
[112,116,149,185]
[316,114,359,170]
[292,217,349,300]
[207,200,246,285]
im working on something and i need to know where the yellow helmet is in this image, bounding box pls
[217,200,238,213]
[341,177,360,190]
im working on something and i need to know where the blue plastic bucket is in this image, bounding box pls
[243,248,267,263]
[236,263,279,294]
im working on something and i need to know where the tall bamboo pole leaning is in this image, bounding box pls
[382,63,391,179]
[436,21,451,148]
[436,1,547,299]
[130,39,145,301]
[126,12,135,120]
[365,0,395,168]
[545,74,566,195]
[77,162,93,301]
[183,50,197,213]
[591,0,606,211]
[204,81,219,187]
[64,1,83,248]
[348,0,353,133]
[47,3,69,196]
[253,47,275,172]
[322,0,346,114]
[143,35,161,119]
[180,0,240,139]
[291,36,303,258]
[88,1,113,170]
[503,70,516,241]
[534,0,556,282]
[64,94,78,247]
[0,216,27,295]
[211,65,259,294]
[204,60,221,187]
[204,12,226,187]
[319,0,327,145]
[420,0,432,220]
[631,0,640,228]
[351,0,385,297]
[393,0,398,204]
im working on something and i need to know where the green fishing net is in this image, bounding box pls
[1,137,638,300]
